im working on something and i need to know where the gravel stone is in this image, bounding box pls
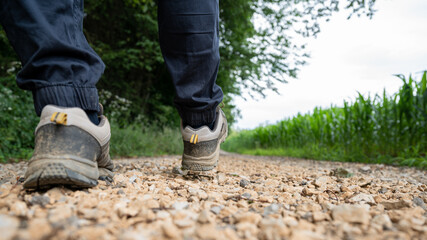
[239,179,250,188]
[29,195,50,207]
[1,154,426,239]
[210,206,222,215]
[332,204,371,225]
[412,197,426,210]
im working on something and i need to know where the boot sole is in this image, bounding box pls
[23,155,99,189]
[181,127,228,171]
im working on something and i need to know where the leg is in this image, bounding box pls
[158,0,223,128]
[0,0,113,189]
[0,0,103,116]
[158,0,227,171]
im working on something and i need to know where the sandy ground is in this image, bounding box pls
[1,152,427,240]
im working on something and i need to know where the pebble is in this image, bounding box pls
[210,206,222,215]
[350,193,375,204]
[382,199,412,210]
[241,192,251,199]
[28,218,52,239]
[29,195,50,207]
[217,173,226,184]
[0,214,19,240]
[1,155,426,239]
[412,197,426,210]
[371,214,393,230]
[314,176,332,188]
[198,210,213,224]
[172,201,189,210]
[48,204,74,224]
[332,204,371,225]
[240,179,250,188]
[359,166,372,174]
[378,187,388,194]
[10,201,28,217]
[162,221,180,238]
[263,203,280,216]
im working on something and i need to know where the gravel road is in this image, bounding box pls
[1,152,426,240]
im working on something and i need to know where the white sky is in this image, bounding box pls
[234,0,427,129]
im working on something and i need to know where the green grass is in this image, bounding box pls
[0,75,182,162]
[223,71,427,169]
[110,123,182,158]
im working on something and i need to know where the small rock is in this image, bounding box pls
[174,218,194,228]
[259,195,274,203]
[28,218,52,239]
[217,173,226,184]
[10,201,28,217]
[302,187,315,196]
[290,230,325,240]
[240,179,250,188]
[378,187,388,194]
[374,195,383,203]
[162,221,180,238]
[372,214,392,230]
[263,204,281,216]
[330,168,353,178]
[0,214,19,240]
[197,210,212,224]
[48,204,74,223]
[331,204,371,225]
[312,212,328,222]
[129,175,137,183]
[172,201,189,210]
[46,187,64,203]
[156,210,171,220]
[172,166,188,175]
[350,193,375,204]
[358,166,371,174]
[114,201,138,217]
[117,189,125,195]
[242,192,251,199]
[259,218,290,239]
[196,223,219,240]
[381,199,412,210]
[79,208,105,220]
[29,195,50,207]
[165,187,173,194]
[314,176,332,188]
[210,206,222,215]
[413,197,426,210]
[235,212,262,224]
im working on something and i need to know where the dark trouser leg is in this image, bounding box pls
[0,0,104,116]
[158,0,223,128]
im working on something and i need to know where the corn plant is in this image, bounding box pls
[223,72,427,169]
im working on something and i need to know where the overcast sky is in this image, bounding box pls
[234,0,427,129]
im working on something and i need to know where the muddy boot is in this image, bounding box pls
[23,105,114,189]
[181,107,228,171]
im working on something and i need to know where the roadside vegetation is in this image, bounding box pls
[223,72,427,169]
[0,75,181,162]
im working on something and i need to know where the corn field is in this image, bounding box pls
[223,72,427,168]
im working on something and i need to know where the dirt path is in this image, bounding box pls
[1,153,426,240]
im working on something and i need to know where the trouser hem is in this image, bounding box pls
[178,104,218,127]
[33,85,99,116]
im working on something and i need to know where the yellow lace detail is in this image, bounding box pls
[50,112,67,125]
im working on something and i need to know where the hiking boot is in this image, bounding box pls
[23,105,114,189]
[181,107,228,171]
